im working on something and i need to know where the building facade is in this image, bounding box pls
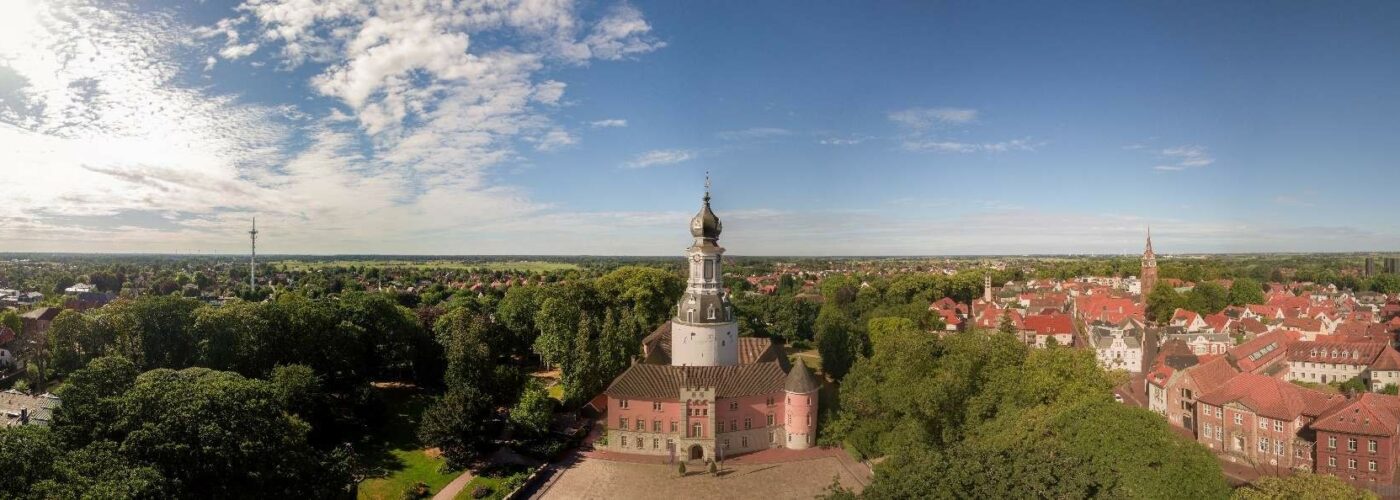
[602,187,820,461]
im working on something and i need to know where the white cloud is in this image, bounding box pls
[819,136,867,145]
[0,0,671,253]
[716,127,791,141]
[1151,145,1215,172]
[903,138,1041,154]
[888,107,979,129]
[590,118,627,128]
[624,149,696,168]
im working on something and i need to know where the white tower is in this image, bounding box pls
[671,177,739,366]
[249,217,258,290]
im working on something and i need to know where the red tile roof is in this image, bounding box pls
[1229,330,1299,373]
[1196,372,1341,421]
[1372,346,1400,372]
[1286,341,1386,367]
[1022,313,1074,335]
[1183,355,1241,395]
[1311,393,1400,437]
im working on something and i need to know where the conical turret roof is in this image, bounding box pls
[784,358,821,394]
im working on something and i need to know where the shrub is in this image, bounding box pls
[678,461,686,476]
[471,486,492,499]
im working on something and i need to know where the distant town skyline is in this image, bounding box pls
[3,1,1400,255]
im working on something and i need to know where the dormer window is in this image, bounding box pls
[687,309,695,322]
[708,306,716,320]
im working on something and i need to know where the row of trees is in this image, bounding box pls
[1,264,685,496]
[1145,277,1267,323]
[822,323,1232,498]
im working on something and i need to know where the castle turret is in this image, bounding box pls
[671,179,739,366]
[784,359,820,450]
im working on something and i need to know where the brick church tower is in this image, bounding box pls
[1141,228,1158,300]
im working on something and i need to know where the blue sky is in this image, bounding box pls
[2,1,1398,255]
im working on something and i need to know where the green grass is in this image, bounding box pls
[357,386,462,500]
[455,476,507,500]
[546,383,564,401]
[275,259,579,273]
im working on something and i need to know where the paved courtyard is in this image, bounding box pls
[535,454,870,499]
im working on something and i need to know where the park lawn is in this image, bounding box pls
[357,385,461,500]
[275,259,578,273]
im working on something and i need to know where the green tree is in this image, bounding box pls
[1228,278,1266,306]
[816,305,860,380]
[593,266,685,329]
[509,380,555,437]
[32,441,167,499]
[0,425,61,494]
[1234,473,1377,500]
[1146,284,1184,324]
[418,387,494,467]
[1186,282,1230,315]
[0,310,20,334]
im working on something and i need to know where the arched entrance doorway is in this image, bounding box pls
[689,445,704,461]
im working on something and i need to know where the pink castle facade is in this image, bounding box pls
[601,186,821,461]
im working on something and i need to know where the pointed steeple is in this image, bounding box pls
[785,358,821,394]
[1144,226,1155,259]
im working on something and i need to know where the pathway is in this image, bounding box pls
[432,469,475,500]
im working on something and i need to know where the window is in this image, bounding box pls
[1349,438,1358,451]
[1370,460,1378,472]
[1329,457,1336,467]
[741,436,749,448]
[769,431,775,444]
[1274,420,1284,432]
[653,438,659,449]
[723,438,730,449]
[619,399,629,409]
[767,414,775,426]
[1203,423,1212,435]
[1275,440,1284,456]
[653,402,662,411]
[729,420,737,431]
[807,415,812,426]
[621,436,628,448]
[766,396,775,407]
[1258,437,1268,452]
[619,417,628,429]
[1216,407,1223,418]
[670,421,677,432]
[1215,427,1222,439]
[704,260,714,280]
[1234,413,1243,425]
[1370,440,1378,453]
[1258,418,1268,430]
[692,423,702,437]
[1329,436,1337,449]
[744,417,752,430]
[635,420,644,431]
[729,401,738,411]
[653,420,661,432]
[708,306,716,320]
[1349,459,1357,470]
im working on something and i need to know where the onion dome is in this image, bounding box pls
[689,190,722,239]
[784,358,821,394]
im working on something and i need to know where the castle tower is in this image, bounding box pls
[983,274,993,303]
[1141,228,1157,300]
[784,359,820,450]
[671,178,739,366]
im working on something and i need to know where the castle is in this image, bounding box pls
[601,185,820,461]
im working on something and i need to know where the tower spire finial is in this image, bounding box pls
[704,171,711,201]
